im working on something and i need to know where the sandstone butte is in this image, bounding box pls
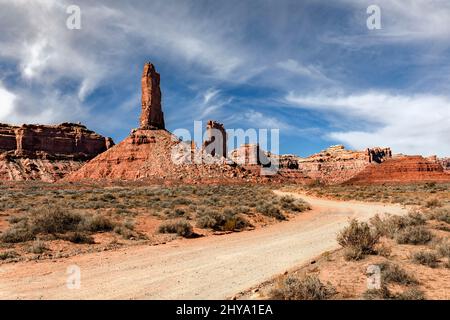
[0,123,114,182]
[1,61,450,185]
[65,63,265,184]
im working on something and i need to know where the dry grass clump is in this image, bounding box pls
[370,211,432,245]
[196,209,250,232]
[158,220,193,238]
[27,239,48,254]
[337,219,380,260]
[0,206,117,244]
[395,287,426,300]
[270,275,336,300]
[370,211,426,239]
[427,206,450,224]
[0,250,19,260]
[411,251,439,268]
[378,262,418,285]
[396,226,432,245]
[279,196,311,212]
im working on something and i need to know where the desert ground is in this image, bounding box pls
[0,182,448,300]
[0,186,407,299]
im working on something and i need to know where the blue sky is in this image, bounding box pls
[0,0,449,156]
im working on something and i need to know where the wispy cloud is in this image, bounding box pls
[276,59,330,81]
[286,91,450,156]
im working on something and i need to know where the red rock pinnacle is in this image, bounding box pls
[140,62,165,130]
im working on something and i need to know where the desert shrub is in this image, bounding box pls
[31,207,83,234]
[279,196,311,213]
[428,207,450,224]
[337,219,379,260]
[412,251,439,268]
[28,240,48,254]
[79,215,115,232]
[256,203,285,220]
[395,288,425,300]
[370,211,426,239]
[172,198,192,205]
[374,242,392,258]
[0,250,19,260]
[396,226,432,245]
[61,232,95,244]
[269,275,336,300]
[0,206,118,243]
[114,226,135,239]
[378,262,418,285]
[159,220,193,238]
[0,226,34,243]
[424,199,442,208]
[436,240,450,259]
[196,210,250,231]
[362,286,392,300]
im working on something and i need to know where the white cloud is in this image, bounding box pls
[333,0,450,43]
[0,83,16,121]
[240,110,294,131]
[286,91,450,156]
[276,59,329,81]
[203,88,220,104]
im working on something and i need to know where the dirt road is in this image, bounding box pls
[0,192,407,300]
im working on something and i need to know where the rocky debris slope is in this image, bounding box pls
[346,155,450,184]
[0,123,114,182]
[65,129,262,183]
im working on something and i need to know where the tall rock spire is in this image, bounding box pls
[139,62,165,130]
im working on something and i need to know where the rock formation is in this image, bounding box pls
[140,62,165,130]
[65,63,267,183]
[346,155,450,184]
[203,120,227,158]
[230,144,267,166]
[294,145,392,184]
[0,123,114,182]
[438,157,450,172]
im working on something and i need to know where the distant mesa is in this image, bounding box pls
[0,122,114,182]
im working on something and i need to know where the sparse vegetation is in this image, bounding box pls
[337,219,379,260]
[270,275,336,300]
[0,250,19,260]
[370,211,426,239]
[0,206,116,244]
[412,251,439,268]
[159,220,193,238]
[395,287,426,300]
[28,240,48,254]
[396,226,432,245]
[378,262,418,285]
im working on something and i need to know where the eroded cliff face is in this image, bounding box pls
[0,123,114,182]
[346,155,450,184]
[438,157,450,172]
[294,145,392,185]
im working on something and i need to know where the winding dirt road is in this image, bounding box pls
[0,191,407,300]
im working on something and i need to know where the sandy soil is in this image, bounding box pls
[0,192,407,300]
